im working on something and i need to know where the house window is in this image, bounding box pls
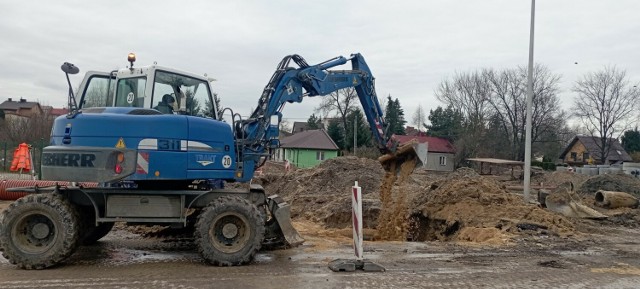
[583,152,589,162]
[570,152,577,161]
[439,156,446,166]
[316,151,325,161]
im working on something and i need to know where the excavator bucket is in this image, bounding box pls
[378,140,428,173]
[266,195,305,247]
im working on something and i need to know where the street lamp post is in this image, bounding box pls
[524,0,535,202]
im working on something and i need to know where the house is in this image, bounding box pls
[42,106,69,119]
[0,98,43,120]
[392,135,455,172]
[559,135,632,165]
[405,126,427,137]
[291,121,325,134]
[275,129,339,168]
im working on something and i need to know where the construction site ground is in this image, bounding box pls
[2,157,640,288]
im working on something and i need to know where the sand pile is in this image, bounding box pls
[408,168,575,243]
[255,156,385,229]
[578,174,640,197]
[534,171,590,188]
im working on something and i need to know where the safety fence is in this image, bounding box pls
[0,140,47,179]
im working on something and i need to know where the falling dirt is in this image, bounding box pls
[376,158,416,241]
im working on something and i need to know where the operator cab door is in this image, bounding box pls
[78,72,116,109]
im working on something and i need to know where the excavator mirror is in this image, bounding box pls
[61,62,79,75]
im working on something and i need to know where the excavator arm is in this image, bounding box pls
[235,53,425,180]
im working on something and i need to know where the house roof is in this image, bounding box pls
[291,121,324,133]
[0,98,40,111]
[280,129,339,150]
[392,135,455,153]
[559,135,632,162]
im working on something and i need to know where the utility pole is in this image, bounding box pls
[353,115,357,156]
[524,0,535,202]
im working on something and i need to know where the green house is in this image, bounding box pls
[276,130,339,168]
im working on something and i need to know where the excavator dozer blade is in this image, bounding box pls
[378,140,428,172]
[267,195,305,247]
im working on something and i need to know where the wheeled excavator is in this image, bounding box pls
[0,53,426,269]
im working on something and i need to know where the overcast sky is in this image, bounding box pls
[1,1,639,125]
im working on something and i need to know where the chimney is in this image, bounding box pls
[19,98,26,103]
[7,98,12,102]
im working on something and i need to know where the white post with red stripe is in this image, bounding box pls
[328,180,385,272]
[352,181,363,261]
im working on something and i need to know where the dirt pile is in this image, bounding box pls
[578,174,640,197]
[534,171,590,188]
[409,168,575,243]
[255,156,385,229]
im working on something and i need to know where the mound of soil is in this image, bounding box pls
[534,171,591,188]
[578,174,640,197]
[409,168,575,243]
[255,156,385,229]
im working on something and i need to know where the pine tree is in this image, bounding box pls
[345,108,371,151]
[426,105,463,141]
[327,120,345,150]
[622,128,640,153]
[394,98,406,135]
[307,113,322,129]
[384,95,406,137]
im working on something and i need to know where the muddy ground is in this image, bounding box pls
[2,157,640,288]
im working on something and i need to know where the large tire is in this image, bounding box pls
[195,196,265,266]
[0,193,80,269]
[78,207,114,245]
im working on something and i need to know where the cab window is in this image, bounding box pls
[153,71,215,117]
[115,77,147,107]
[81,75,115,108]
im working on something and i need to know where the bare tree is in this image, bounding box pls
[486,64,565,160]
[435,70,493,162]
[0,112,53,144]
[316,87,358,145]
[572,66,640,164]
[411,104,426,132]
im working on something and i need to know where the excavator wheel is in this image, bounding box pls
[194,196,265,266]
[0,193,81,269]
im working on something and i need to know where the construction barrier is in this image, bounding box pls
[10,143,31,173]
[328,181,384,272]
[0,180,99,200]
[352,181,363,260]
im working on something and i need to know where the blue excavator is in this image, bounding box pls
[0,53,426,269]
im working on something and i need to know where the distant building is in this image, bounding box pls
[42,106,69,119]
[559,135,632,165]
[405,126,427,137]
[392,135,456,172]
[0,98,43,120]
[291,121,325,134]
[275,129,339,168]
